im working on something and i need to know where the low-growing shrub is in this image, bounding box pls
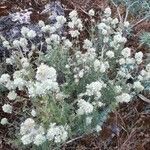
[0,7,150,149]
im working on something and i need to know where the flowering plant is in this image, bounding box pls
[0,7,149,149]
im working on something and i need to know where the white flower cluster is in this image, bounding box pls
[68,10,83,37]
[138,64,150,80]
[94,59,109,72]
[85,81,105,99]
[21,27,36,39]
[1,118,8,125]
[116,93,131,103]
[47,123,68,143]
[20,118,46,145]
[28,63,59,97]
[20,119,68,145]
[77,99,94,115]
[2,104,13,114]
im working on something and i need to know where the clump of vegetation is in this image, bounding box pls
[0,5,150,150]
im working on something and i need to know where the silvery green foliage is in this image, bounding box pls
[140,32,150,48]
[111,0,150,18]
[0,7,150,149]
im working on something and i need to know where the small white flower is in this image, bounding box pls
[83,39,93,49]
[98,23,107,30]
[13,40,20,48]
[50,34,60,44]
[3,41,10,48]
[88,9,95,16]
[106,50,114,58]
[104,7,111,16]
[124,21,130,28]
[69,30,80,38]
[21,134,33,145]
[97,101,104,107]
[100,63,106,73]
[116,93,131,103]
[31,109,36,117]
[77,99,94,115]
[111,18,119,25]
[21,26,30,36]
[0,74,10,84]
[38,20,45,27]
[103,37,109,43]
[119,58,126,65]
[36,63,57,81]
[94,59,101,71]
[14,78,25,90]
[146,63,150,72]
[2,104,12,114]
[78,70,84,78]
[56,15,66,25]
[96,125,102,132]
[69,10,78,19]
[86,117,92,125]
[135,51,143,64]
[102,29,107,35]
[1,118,8,125]
[121,47,131,58]
[7,91,17,100]
[21,58,29,68]
[133,81,144,92]
[64,39,72,48]
[19,38,28,48]
[20,118,35,135]
[34,134,46,146]
[6,58,13,65]
[27,30,36,39]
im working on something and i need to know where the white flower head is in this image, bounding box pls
[124,21,130,28]
[69,10,78,19]
[21,134,33,145]
[116,93,131,103]
[31,109,37,117]
[121,47,131,58]
[13,40,20,48]
[36,63,57,81]
[2,104,12,114]
[77,99,94,115]
[56,15,66,25]
[106,50,114,58]
[135,51,143,64]
[6,58,14,65]
[27,30,36,39]
[3,41,10,48]
[64,39,72,48]
[83,39,93,50]
[21,26,30,36]
[133,81,144,92]
[38,20,45,27]
[7,91,17,100]
[146,63,150,72]
[47,123,68,143]
[1,118,8,125]
[21,57,29,68]
[20,118,35,135]
[34,134,46,146]
[0,74,10,84]
[86,117,92,125]
[96,125,102,132]
[104,7,111,16]
[69,30,80,38]
[88,9,95,16]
